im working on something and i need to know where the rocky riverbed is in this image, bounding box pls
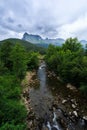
[47,71,87,116]
[21,64,87,130]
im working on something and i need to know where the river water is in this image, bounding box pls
[29,62,87,130]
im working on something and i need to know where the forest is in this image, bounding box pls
[0,37,87,129]
[45,37,87,95]
[0,41,39,129]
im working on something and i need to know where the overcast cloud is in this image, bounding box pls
[0,0,87,40]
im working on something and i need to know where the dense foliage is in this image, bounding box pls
[27,51,39,70]
[0,38,46,54]
[45,38,87,94]
[0,41,39,129]
[0,75,27,130]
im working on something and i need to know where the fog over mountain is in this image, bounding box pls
[22,32,87,48]
[0,0,87,40]
[22,32,65,47]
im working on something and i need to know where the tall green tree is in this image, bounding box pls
[10,43,27,79]
[62,37,83,52]
[27,51,39,70]
[45,38,87,89]
[0,41,13,71]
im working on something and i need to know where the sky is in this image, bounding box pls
[0,0,87,40]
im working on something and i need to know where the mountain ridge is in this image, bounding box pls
[22,32,87,48]
[0,38,46,54]
[22,32,65,47]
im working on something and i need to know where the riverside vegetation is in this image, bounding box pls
[0,41,39,129]
[0,37,87,129]
[45,37,87,95]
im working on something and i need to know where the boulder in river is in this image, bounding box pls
[62,99,67,104]
[73,111,78,117]
[83,116,87,121]
[72,104,76,109]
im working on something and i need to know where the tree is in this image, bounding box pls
[85,44,87,55]
[10,43,27,79]
[45,44,59,71]
[0,41,13,71]
[62,37,83,52]
[0,75,27,128]
[27,51,39,70]
[45,37,87,89]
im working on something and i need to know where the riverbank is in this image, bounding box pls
[21,71,40,129]
[21,68,87,130]
[47,70,87,116]
[47,71,87,123]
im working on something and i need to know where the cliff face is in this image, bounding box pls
[22,33,42,43]
[22,32,65,47]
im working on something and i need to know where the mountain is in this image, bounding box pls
[22,32,65,47]
[23,32,42,42]
[0,38,46,54]
[80,40,87,48]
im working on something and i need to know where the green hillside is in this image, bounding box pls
[0,38,46,54]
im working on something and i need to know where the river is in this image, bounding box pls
[29,62,87,130]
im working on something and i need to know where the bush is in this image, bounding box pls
[80,84,87,95]
[45,38,87,88]
[0,122,26,130]
[27,51,39,70]
[0,75,27,128]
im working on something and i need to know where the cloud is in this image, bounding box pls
[0,0,87,40]
[58,13,87,40]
